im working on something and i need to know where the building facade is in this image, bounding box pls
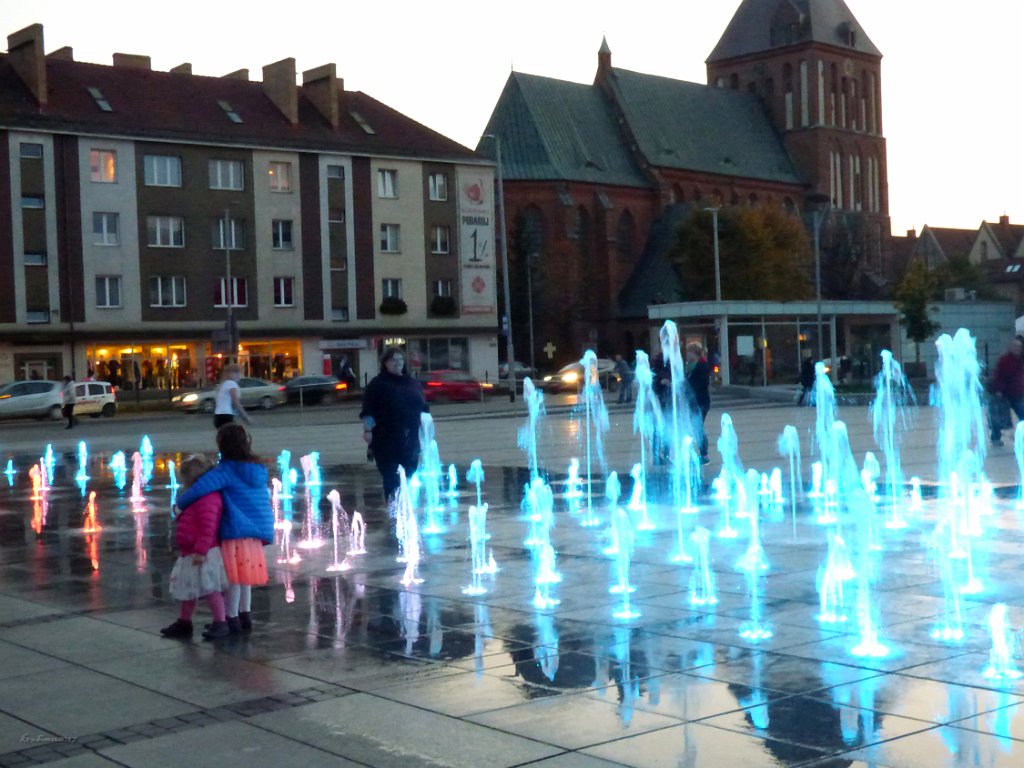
[0,24,498,387]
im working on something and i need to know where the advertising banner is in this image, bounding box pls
[457,169,496,315]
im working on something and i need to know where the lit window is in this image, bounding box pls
[20,143,43,159]
[218,100,243,123]
[21,195,44,209]
[428,172,448,201]
[350,111,375,134]
[327,164,345,180]
[430,225,450,255]
[24,251,47,266]
[272,220,293,250]
[96,276,121,308]
[273,277,294,307]
[377,169,398,198]
[382,278,402,299]
[433,279,452,298]
[87,87,113,112]
[268,161,292,192]
[26,310,50,324]
[146,216,185,248]
[209,159,244,190]
[149,275,186,307]
[90,149,117,182]
[144,155,182,187]
[331,308,349,321]
[212,218,246,250]
[380,223,400,253]
[214,277,248,307]
[93,212,119,245]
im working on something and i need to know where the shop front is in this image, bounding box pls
[85,342,198,390]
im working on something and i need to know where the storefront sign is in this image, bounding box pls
[457,169,496,316]
[318,339,366,350]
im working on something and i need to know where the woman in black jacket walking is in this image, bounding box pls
[686,342,712,464]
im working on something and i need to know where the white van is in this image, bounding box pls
[73,381,117,418]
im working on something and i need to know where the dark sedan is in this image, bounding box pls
[284,374,348,404]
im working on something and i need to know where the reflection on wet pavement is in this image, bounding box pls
[0,449,1021,767]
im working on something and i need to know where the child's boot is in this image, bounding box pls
[238,612,253,633]
[202,621,230,640]
[160,619,193,639]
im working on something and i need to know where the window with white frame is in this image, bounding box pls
[95,276,121,308]
[26,311,49,324]
[90,149,117,182]
[430,225,450,254]
[147,216,185,247]
[433,279,452,298]
[380,223,400,253]
[21,195,44,209]
[428,172,448,201]
[328,208,345,224]
[273,277,294,307]
[377,169,398,198]
[20,143,43,159]
[272,219,293,250]
[93,212,119,246]
[24,251,47,266]
[214,277,248,307]
[212,218,246,250]
[382,278,402,299]
[327,164,345,180]
[149,275,186,307]
[268,161,292,192]
[144,155,182,187]
[208,159,244,190]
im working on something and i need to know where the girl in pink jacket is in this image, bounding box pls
[161,454,231,640]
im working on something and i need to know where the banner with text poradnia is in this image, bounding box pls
[457,169,496,316]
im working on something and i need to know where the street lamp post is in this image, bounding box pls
[808,194,832,365]
[704,207,728,385]
[484,134,516,402]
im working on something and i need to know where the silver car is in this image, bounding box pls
[171,377,286,413]
[0,380,63,420]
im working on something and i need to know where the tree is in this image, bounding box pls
[894,260,940,366]
[934,255,998,300]
[668,205,813,300]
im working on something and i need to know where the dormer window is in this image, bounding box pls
[87,87,113,112]
[218,100,243,123]
[349,111,375,135]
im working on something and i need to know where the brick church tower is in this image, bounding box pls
[707,0,891,278]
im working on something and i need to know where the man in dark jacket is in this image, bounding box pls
[990,337,1024,446]
[360,347,429,502]
[686,342,712,464]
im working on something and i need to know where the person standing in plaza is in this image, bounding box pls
[989,337,1024,446]
[685,342,711,465]
[360,347,429,505]
[214,363,252,429]
[797,354,815,406]
[614,353,634,405]
[61,375,77,429]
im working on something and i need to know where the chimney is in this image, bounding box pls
[170,63,192,75]
[112,53,151,70]
[999,214,1010,227]
[262,58,298,125]
[223,68,249,80]
[302,63,339,128]
[906,228,917,240]
[7,24,47,106]
[47,46,73,61]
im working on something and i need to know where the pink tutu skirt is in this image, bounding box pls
[221,538,268,586]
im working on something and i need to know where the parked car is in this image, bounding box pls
[421,370,494,403]
[498,361,537,380]
[541,359,617,393]
[171,377,286,413]
[0,380,63,420]
[73,380,117,418]
[284,374,347,404]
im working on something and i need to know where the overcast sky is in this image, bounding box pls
[2,0,1021,237]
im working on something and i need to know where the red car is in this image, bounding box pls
[421,370,493,403]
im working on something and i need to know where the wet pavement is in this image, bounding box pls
[0,431,1023,767]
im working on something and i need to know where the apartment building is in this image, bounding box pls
[0,24,498,387]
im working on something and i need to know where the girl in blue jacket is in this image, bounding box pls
[175,423,274,637]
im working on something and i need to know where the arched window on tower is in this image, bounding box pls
[730,73,740,90]
[850,77,858,131]
[616,211,636,265]
[799,60,809,126]
[516,205,548,263]
[870,71,880,134]
[860,70,869,133]
[840,76,848,128]
[783,63,794,130]
[817,60,826,125]
[830,63,838,126]
[574,206,590,260]
[853,150,863,211]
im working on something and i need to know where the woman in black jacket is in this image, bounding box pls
[360,347,429,503]
[686,342,712,464]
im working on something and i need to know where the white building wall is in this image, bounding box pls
[252,150,302,325]
[372,159,426,326]
[79,137,139,326]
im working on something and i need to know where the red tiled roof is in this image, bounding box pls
[0,56,476,161]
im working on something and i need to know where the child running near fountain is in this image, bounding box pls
[161,454,230,640]
[174,423,273,638]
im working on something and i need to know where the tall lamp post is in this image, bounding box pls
[807,194,832,365]
[704,207,728,385]
[483,133,516,402]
